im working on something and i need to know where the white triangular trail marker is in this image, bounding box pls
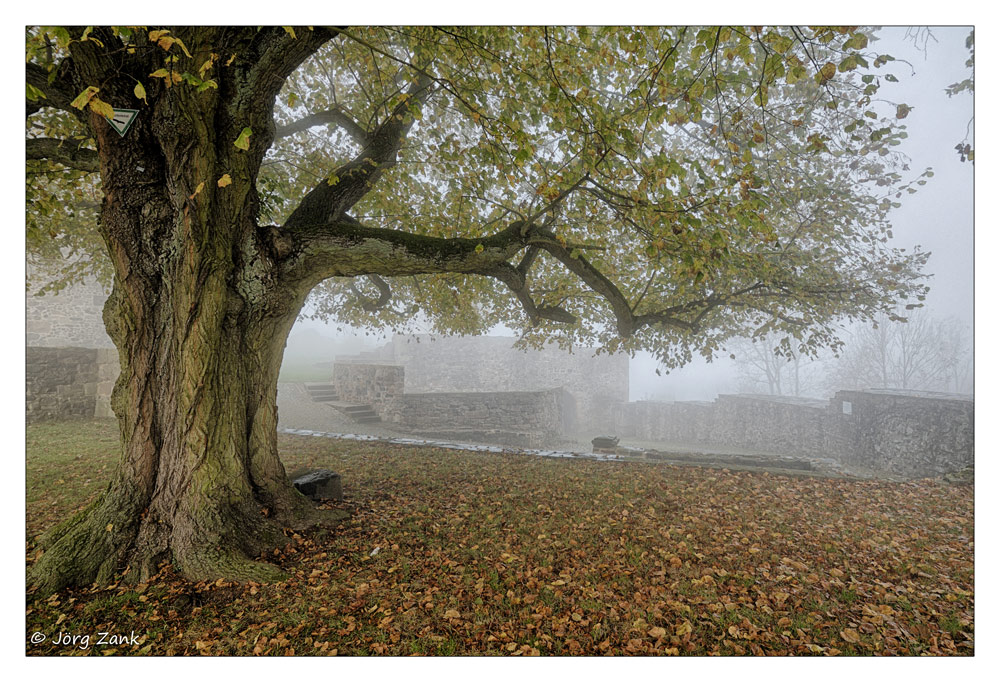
[107,108,138,137]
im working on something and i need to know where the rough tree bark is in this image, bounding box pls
[30,28,348,593]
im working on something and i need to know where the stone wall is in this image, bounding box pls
[330,363,404,415]
[614,390,973,478]
[388,388,568,448]
[833,390,974,478]
[343,334,628,433]
[26,347,119,422]
[710,394,847,458]
[26,267,113,349]
[614,400,714,444]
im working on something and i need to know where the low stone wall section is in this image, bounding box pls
[26,347,119,421]
[833,390,974,478]
[614,390,972,479]
[388,387,567,448]
[330,363,404,416]
[342,335,628,434]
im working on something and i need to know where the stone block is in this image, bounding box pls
[292,469,343,502]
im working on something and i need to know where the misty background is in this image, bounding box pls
[280,26,974,401]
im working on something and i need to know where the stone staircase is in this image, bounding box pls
[303,383,381,424]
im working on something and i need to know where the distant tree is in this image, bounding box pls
[729,332,825,397]
[824,309,972,393]
[26,26,929,594]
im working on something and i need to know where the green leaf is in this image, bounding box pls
[233,127,253,151]
[26,83,46,101]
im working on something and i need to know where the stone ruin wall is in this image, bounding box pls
[387,388,569,448]
[345,334,628,434]
[26,267,120,421]
[26,266,114,349]
[614,390,973,479]
[26,347,118,422]
[833,390,974,479]
[330,363,405,413]
[329,360,570,447]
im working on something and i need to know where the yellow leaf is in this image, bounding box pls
[134,82,147,104]
[70,86,100,110]
[106,523,113,532]
[148,30,170,42]
[189,182,205,198]
[840,629,860,644]
[90,97,115,120]
[172,37,193,58]
[283,27,296,40]
[217,174,232,188]
[675,621,692,636]
[199,55,217,78]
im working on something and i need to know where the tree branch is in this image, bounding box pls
[243,27,340,102]
[26,61,87,122]
[484,261,578,325]
[349,274,392,312]
[280,215,533,286]
[282,72,435,231]
[275,106,371,144]
[26,137,100,173]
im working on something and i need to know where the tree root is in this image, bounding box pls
[29,482,352,598]
[29,493,143,596]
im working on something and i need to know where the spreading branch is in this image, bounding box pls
[350,274,392,312]
[275,106,371,145]
[26,61,87,122]
[26,138,100,173]
[282,72,435,231]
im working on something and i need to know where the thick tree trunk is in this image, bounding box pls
[30,32,347,594]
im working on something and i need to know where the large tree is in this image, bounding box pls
[26,26,929,594]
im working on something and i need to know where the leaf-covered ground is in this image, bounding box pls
[26,420,973,656]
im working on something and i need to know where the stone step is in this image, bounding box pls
[322,400,381,423]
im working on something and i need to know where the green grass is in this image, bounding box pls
[25,419,974,656]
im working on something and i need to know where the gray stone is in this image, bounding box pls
[292,469,343,502]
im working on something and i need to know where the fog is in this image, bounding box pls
[285,27,973,403]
